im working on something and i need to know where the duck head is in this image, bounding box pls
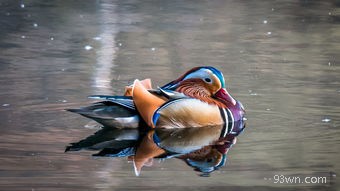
[161,66,237,108]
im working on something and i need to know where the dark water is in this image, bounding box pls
[0,0,339,190]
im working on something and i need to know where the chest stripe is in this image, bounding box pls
[219,108,234,137]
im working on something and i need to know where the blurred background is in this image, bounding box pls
[0,0,339,190]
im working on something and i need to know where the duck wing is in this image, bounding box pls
[66,101,139,128]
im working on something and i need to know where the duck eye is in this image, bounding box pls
[204,78,212,83]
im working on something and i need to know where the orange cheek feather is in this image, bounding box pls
[176,79,226,108]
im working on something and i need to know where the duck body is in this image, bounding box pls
[67,66,245,132]
[66,66,246,176]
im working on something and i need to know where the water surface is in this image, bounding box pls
[0,0,339,190]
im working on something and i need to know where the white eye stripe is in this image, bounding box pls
[183,69,214,83]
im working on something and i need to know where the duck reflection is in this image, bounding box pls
[66,120,245,176]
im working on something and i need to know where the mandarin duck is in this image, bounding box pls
[66,66,246,176]
[67,66,245,131]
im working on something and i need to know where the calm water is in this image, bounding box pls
[0,0,339,190]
